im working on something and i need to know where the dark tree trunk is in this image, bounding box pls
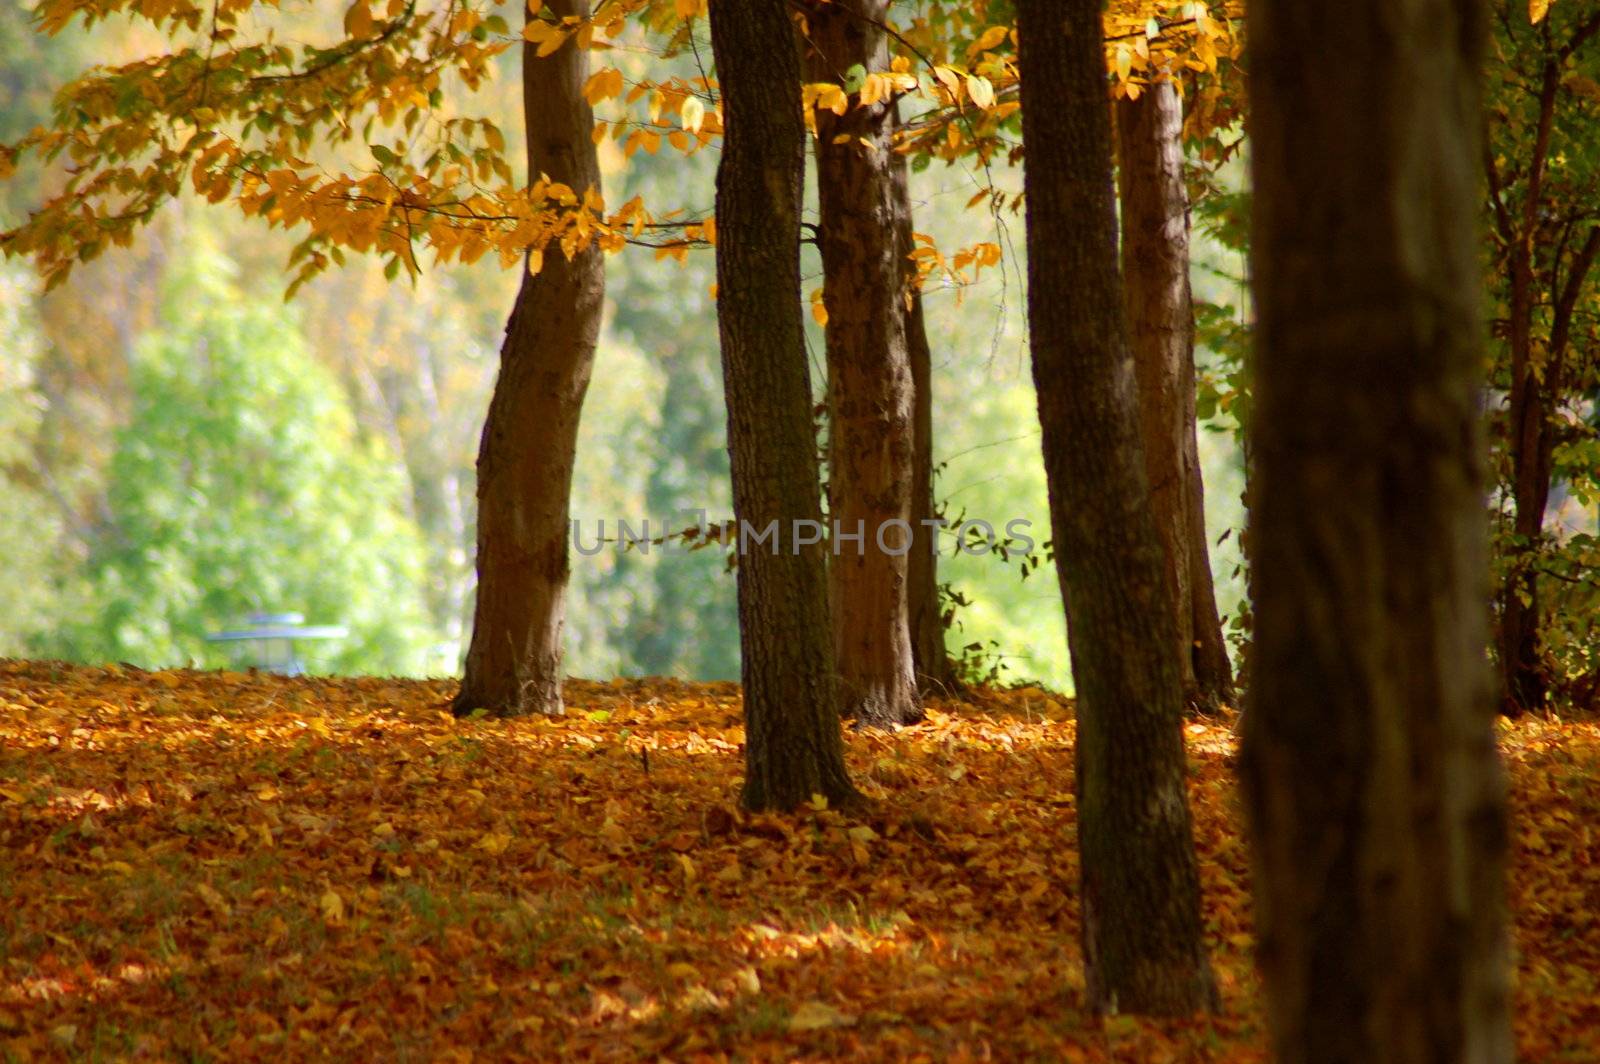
[1242,0,1513,1060]
[1498,62,1554,716]
[1015,0,1217,1016]
[1115,80,1233,714]
[892,126,953,696]
[802,0,921,727]
[453,0,603,718]
[707,0,862,812]
[1184,414,1235,709]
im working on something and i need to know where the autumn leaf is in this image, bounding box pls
[320,887,346,925]
[966,74,996,110]
[789,1000,857,1031]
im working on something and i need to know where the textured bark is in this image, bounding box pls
[1496,65,1558,717]
[1242,0,1513,1060]
[1116,81,1233,714]
[707,0,861,812]
[1015,0,1217,1016]
[892,124,953,696]
[453,0,603,718]
[803,0,921,727]
[1184,423,1235,709]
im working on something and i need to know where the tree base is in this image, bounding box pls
[450,683,565,719]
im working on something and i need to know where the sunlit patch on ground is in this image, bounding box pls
[1,662,1594,1060]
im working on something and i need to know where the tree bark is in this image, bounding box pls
[707,0,862,812]
[1115,80,1233,714]
[1496,61,1558,717]
[453,0,603,718]
[893,123,953,696]
[802,0,921,727]
[1015,0,1217,1016]
[1242,0,1513,1060]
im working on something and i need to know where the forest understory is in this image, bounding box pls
[1,662,1595,1062]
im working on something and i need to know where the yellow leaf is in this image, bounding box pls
[681,95,706,133]
[320,888,346,924]
[476,830,514,855]
[1530,0,1552,23]
[966,74,995,109]
[967,24,1009,60]
[527,248,544,277]
[599,819,630,849]
[537,29,570,58]
[813,83,849,115]
[859,72,890,108]
[583,69,616,105]
[343,0,373,38]
[789,1000,856,1031]
[196,883,231,917]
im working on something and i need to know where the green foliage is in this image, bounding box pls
[39,239,436,675]
[0,263,75,651]
[1483,2,1600,706]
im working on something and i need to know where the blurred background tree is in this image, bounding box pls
[31,237,437,675]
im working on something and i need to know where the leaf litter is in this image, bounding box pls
[1,661,1595,1060]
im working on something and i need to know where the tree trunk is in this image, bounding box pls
[1015,0,1217,1016]
[707,0,862,813]
[803,0,921,728]
[1116,80,1237,714]
[892,125,953,696]
[453,0,603,718]
[1116,82,1193,706]
[1241,0,1513,1059]
[1499,120,1552,716]
[1184,413,1235,709]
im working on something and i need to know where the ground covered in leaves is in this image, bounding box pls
[1,662,1597,1061]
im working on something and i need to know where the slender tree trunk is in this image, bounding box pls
[453,0,602,717]
[1242,0,1513,1059]
[1115,80,1233,713]
[802,0,921,727]
[1495,60,1559,718]
[1115,87,1192,686]
[1015,0,1217,1016]
[1500,189,1550,716]
[707,0,862,813]
[1184,415,1235,708]
[892,127,953,696]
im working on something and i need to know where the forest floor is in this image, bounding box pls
[1,661,1597,1062]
